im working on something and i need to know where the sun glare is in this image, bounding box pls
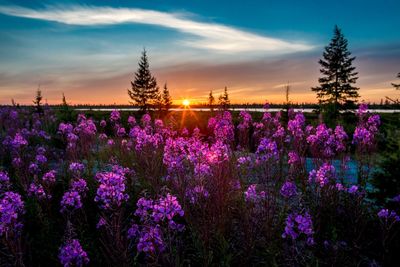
[182,99,190,107]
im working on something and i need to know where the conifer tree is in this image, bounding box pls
[312,25,359,115]
[33,86,43,113]
[392,72,400,90]
[128,49,160,111]
[218,86,230,110]
[162,83,173,112]
[208,90,215,111]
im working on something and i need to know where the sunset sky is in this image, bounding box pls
[0,0,399,105]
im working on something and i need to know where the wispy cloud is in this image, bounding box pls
[0,5,313,53]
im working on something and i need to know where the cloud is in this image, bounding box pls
[0,5,313,53]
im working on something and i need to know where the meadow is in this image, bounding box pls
[0,104,399,266]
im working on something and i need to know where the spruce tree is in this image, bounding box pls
[128,49,160,111]
[162,83,173,112]
[392,72,400,90]
[208,90,215,112]
[218,86,230,110]
[312,25,359,115]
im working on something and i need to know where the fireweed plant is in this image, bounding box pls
[0,104,399,266]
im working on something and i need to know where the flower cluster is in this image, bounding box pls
[0,192,25,236]
[94,169,129,210]
[0,171,10,192]
[280,181,298,198]
[129,194,185,254]
[377,209,400,222]
[60,191,83,214]
[353,104,380,151]
[256,138,279,162]
[28,183,49,200]
[59,239,89,267]
[282,212,314,245]
[69,162,85,176]
[42,170,57,184]
[307,124,348,158]
[244,184,266,203]
[309,163,336,187]
[208,111,235,144]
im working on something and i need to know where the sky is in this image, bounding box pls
[0,0,399,105]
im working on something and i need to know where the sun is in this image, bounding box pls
[182,99,190,107]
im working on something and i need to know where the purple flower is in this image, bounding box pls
[127,223,139,239]
[42,170,57,184]
[256,138,278,162]
[29,163,40,174]
[71,179,88,195]
[94,170,129,210]
[59,239,89,267]
[280,181,297,198]
[35,154,47,164]
[244,184,266,203]
[135,197,154,220]
[58,123,74,134]
[116,126,126,137]
[11,133,28,149]
[287,151,300,165]
[309,163,336,187]
[28,183,48,200]
[392,195,400,202]
[282,211,314,245]
[69,162,85,176]
[96,217,107,229]
[100,119,107,128]
[152,194,184,222]
[0,171,10,192]
[137,226,165,253]
[335,183,345,191]
[0,192,25,236]
[110,109,120,122]
[378,209,400,222]
[348,185,358,194]
[127,116,136,126]
[60,191,83,213]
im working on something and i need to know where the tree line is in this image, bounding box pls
[24,26,400,114]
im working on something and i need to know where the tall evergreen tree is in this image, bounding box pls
[312,25,359,115]
[128,49,159,111]
[208,90,215,112]
[218,86,230,110]
[162,83,173,112]
[392,72,400,90]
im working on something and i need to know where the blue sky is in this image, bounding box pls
[0,0,399,104]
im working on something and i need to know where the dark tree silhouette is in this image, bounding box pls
[208,90,215,111]
[33,86,43,113]
[218,86,230,110]
[128,49,160,111]
[162,83,173,112]
[312,25,359,116]
[392,72,400,90]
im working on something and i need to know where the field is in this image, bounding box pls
[1,105,400,266]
